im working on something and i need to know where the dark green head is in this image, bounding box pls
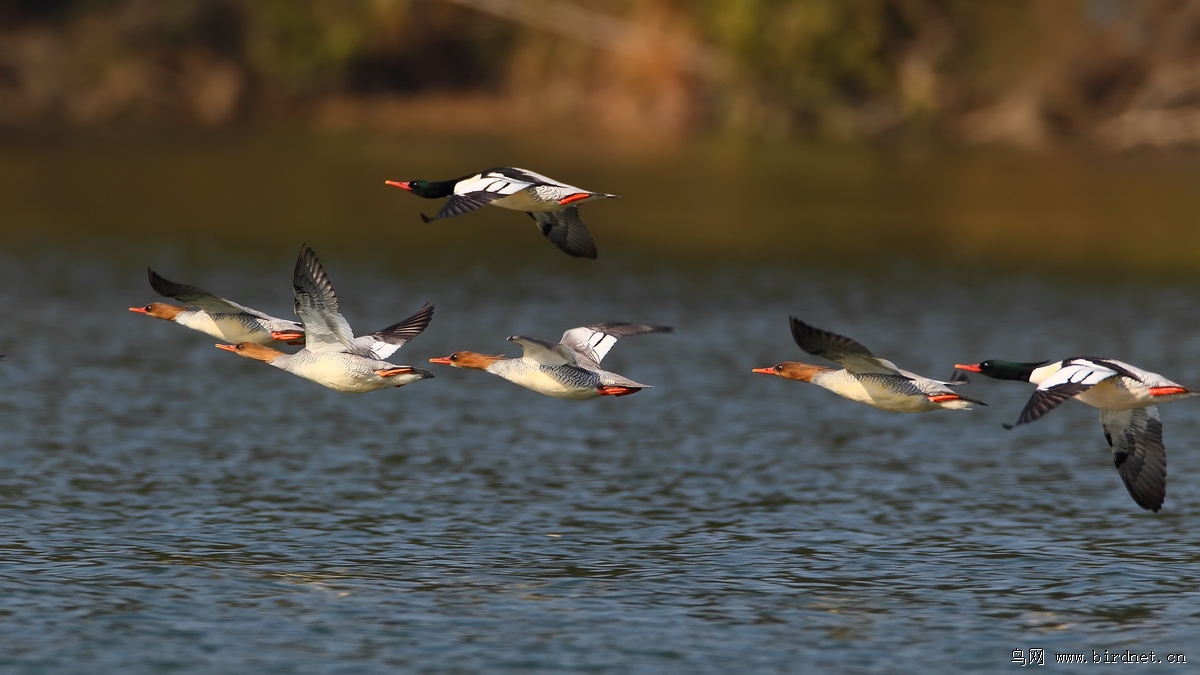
[384,179,456,199]
[955,359,1050,382]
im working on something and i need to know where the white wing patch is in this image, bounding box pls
[455,173,532,197]
[560,327,620,366]
[1035,361,1118,392]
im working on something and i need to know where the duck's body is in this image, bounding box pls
[753,317,984,413]
[217,343,430,393]
[131,268,305,345]
[1023,358,1194,414]
[216,245,434,394]
[430,323,670,399]
[955,357,1197,512]
[386,167,617,259]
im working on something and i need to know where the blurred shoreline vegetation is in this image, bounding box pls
[3,0,1200,150]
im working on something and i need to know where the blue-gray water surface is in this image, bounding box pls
[2,245,1199,673]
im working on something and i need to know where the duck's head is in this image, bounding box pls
[215,342,285,363]
[751,361,828,382]
[129,302,185,321]
[384,179,454,199]
[954,359,1049,382]
[428,351,505,370]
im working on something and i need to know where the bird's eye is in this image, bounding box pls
[236,344,245,351]
[144,305,153,312]
[774,364,782,372]
[450,354,459,361]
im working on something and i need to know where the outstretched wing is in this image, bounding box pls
[529,208,598,259]
[292,245,357,354]
[1100,406,1166,512]
[358,302,435,360]
[509,335,578,367]
[559,323,673,370]
[1011,361,1119,426]
[789,317,905,376]
[147,268,268,318]
[422,191,507,222]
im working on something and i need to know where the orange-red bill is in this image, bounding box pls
[558,193,592,205]
[214,344,238,352]
[597,386,640,397]
[751,367,776,374]
[384,180,412,191]
[428,356,453,365]
[954,363,983,373]
[129,306,148,314]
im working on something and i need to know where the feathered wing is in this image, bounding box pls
[529,208,598,259]
[789,317,905,376]
[1100,406,1166,512]
[1012,362,1120,426]
[559,323,673,370]
[292,245,357,354]
[148,268,261,317]
[420,170,541,223]
[422,191,506,223]
[509,335,579,367]
[486,166,574,188]
[358,302,435,360]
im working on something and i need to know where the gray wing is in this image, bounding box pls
[292,245,357,354]
[148,268,270,318]
[529,208,598,259]
[356,302,435,360]
[789,317,904,376]
[559,323,673,369]
[1101,407,1166,512]
[509,335,578,366]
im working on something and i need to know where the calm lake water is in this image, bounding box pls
[1,135,1199,672]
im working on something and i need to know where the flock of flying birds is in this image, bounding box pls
[127,166,1195,513]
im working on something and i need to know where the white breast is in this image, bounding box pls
[282,356,388,394]
[489,362,598,399]
[175,311,264,343]
[1075,379,1146,410]
[812,370,939,413]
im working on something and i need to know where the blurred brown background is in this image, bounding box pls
[2,0,1200,273]
[6,0,1200,148]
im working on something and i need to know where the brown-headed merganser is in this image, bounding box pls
[753,317,985,413]
[131,268,305,345]
[215,245,434,393]
[955,357,1197,512]
[429,323,671,399]
[385,167,617,259]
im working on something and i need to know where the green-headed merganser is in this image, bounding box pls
[428,323,671,399]
[385,167,617,259]
[131,268,305,345]
[753,317,986,413]
[955,357,1197,512]
[215,245,434,394]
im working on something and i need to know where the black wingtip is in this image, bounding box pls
[146,267,186,298]
[372,301,436,345]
